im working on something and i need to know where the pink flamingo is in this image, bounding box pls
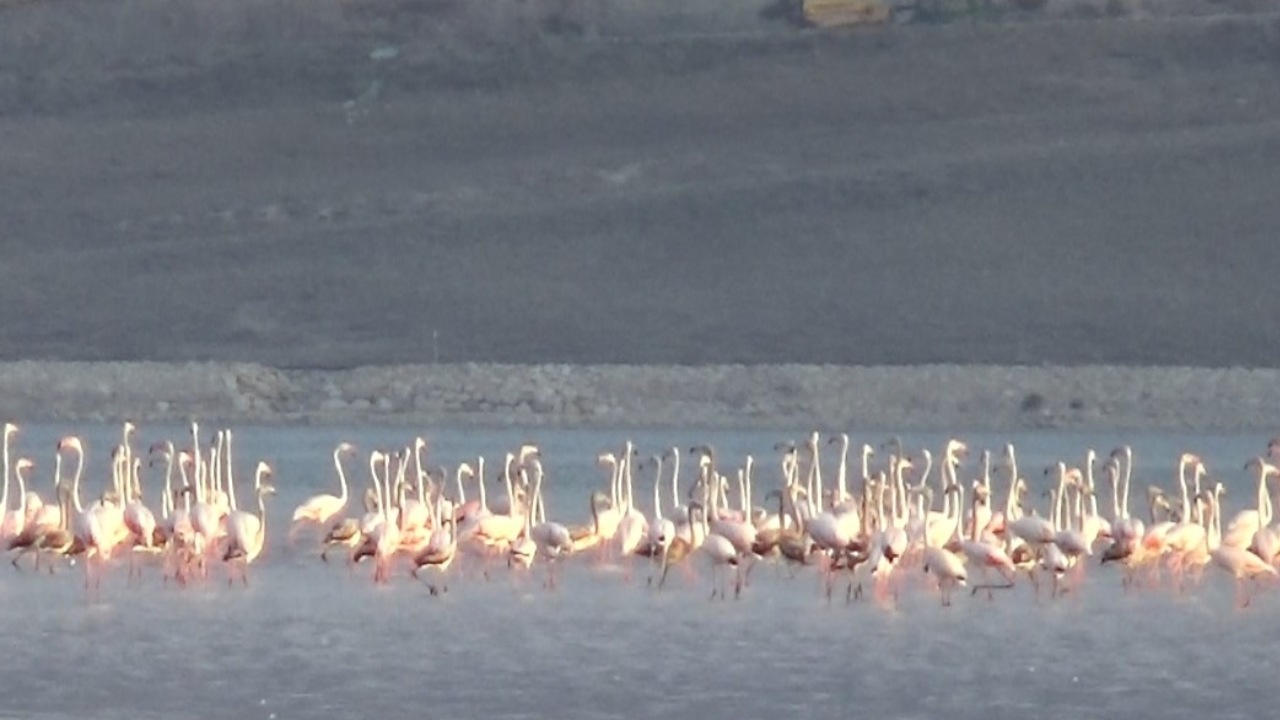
[1205,482,1276,608]
[222,462,276,585]
[59,439,111,597]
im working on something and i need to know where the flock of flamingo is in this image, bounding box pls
[2,419,1279,608]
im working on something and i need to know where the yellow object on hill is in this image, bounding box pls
[803,0,892,26]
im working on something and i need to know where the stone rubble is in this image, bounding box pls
[0,361,1275,431]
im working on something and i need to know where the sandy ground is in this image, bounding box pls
[3,1,1280,369]
[0,361,1276,432]
[2,1,1279,430]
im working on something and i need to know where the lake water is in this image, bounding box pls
[0,423,1276,720]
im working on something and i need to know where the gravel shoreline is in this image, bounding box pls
[0,362,1275,432]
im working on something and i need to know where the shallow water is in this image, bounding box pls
[1,424,1277,720]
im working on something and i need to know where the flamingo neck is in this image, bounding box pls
[669,449,681,510]
[335,448,350,505]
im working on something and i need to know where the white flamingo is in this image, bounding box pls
[1,423,25,541]
[290,442,356,541]
[921,482,967,606]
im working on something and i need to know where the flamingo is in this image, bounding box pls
[24,447,62,538]
[1205,482,1277,608]
[290,442,356,541]
[172,450,200,546]
[591,452,624,552]
[121,455,159,581]
[411,515,458,595]
[1,423,25,541]
[57,440,115,595]
[222,465,277,586]
[469,452,527,554]
[641,454,676,563]
[488,444,539,516]
[966,449,994,538]
[1049,465,1091,561]
[612,446,650,579]
[921,483,967,606]
[567,492,611,553]
[398,436,433,534]
[369,453,405,584]
[689,501,741,600]
[525,458,572,588]
[5,457,41,568]
[7,448,63,566]
[1163,461,1211,589]
[958,481,1017,599]
[508,484,538,573]
[186,424,222,573]
[792,435,852,590]
[1223,457,1278,550]
[154,443,197,582]
[688,447,756,559]
[321,518,364,564]
[32,483,79,573]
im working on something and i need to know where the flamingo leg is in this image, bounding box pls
[657,560,673,591]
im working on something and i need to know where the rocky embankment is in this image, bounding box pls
[0,362,1275,431]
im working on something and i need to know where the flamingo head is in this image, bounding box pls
[56,436,82,453]
[521,454,544,478]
